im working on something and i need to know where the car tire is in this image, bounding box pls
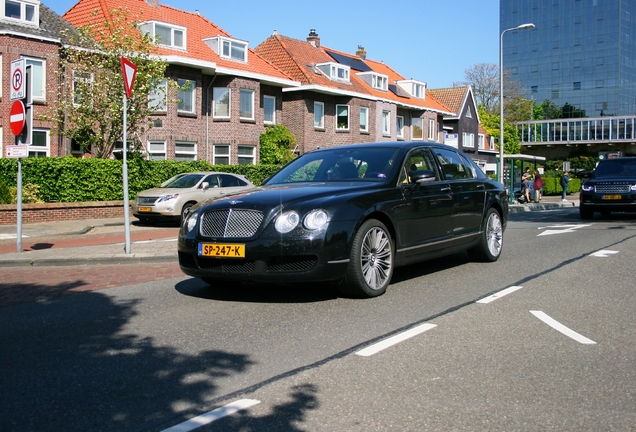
[181,202,195,221]
[341,219,394,298]
[468,208,503,262]
[580,206,594,220]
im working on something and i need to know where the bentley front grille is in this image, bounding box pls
[200,209,264,238]
[595,184,631,193]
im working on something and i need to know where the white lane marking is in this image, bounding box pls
[161,399,261,432]
[477,286,523,304]
[133,238,178,244]
[590,249,619,258]
[0,234,18,240]
[537,224,592,237]
[530,311,596,345]
[356,323,437,357]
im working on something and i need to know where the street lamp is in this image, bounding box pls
[499,22,535,187]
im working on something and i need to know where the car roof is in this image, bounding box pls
[309,141,451,154]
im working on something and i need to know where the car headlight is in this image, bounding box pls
[275,211,300,233]
[582,184,593,192]
[631,184,636,191]
[158,194,179,203]
[303,209,328,230]
[185,209,198,233]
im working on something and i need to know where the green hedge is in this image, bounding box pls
[542,177,581,196]
[0,157,281,203]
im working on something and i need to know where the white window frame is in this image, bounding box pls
[478,134,485,149]
[177,78,196,114]
[314,101,324,129]
[263,95,276,124]
[372,74,388,91]
[29,128,50,157]
[213,87,230,119]
[23,57,45,101]
[239,89,254,120]
[316,62,350,83]
[359,106,369,132]
[237,145,256,165]
[72,70,94,106]
[463,132,475,148]
[204,36,248,62]
[148,78,167,112]
[140,21,186,50]
[396,115,404,138]
[382,110,391,135]
[2,0,38,25]
[412,117,423,140]
[336,104,350,131]
[175,141,197,161]
[147,140,166,160]
[466,107,472,118]
[213,144,230,164]
[428,119,436,140]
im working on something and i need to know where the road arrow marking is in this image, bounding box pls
[530,311,596,344]
[537,224,592,236]
[590,250,619,258]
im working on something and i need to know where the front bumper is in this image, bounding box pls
[580,191,636,212]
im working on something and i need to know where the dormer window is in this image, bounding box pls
[204,36,248,62]
[140,21,186,50]
[357,72,388,91]
[2,0,39,26]
[316,62,350,83]
[397,79,426,99]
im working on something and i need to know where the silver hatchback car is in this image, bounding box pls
[132,172,254,223]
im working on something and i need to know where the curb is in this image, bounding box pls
[0,254,177,267]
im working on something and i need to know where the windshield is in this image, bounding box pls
[265,147,400,184]
[163,174,205,188]
[594,159,636,178]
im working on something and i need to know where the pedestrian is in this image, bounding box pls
[533,170,544,203]
[521,168,532,203]
[560,170,570,201]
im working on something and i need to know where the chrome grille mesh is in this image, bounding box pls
[200,209,263,238]
[595,184,630,193]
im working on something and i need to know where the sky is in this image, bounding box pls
[47,0,500,89]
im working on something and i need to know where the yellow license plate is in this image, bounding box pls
[198,243,245,258]
[138,206,152,212]
[602,195,622,200]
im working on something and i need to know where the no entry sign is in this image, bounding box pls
[10,100,26,136]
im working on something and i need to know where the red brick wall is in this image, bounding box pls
[0,201,128,225]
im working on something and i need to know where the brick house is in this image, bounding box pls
[428,86,498,173]
[255,30,453,155]
[0,1,78,158]
[62,0,298,164]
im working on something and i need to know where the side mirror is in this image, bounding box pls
[201,182,209,191]
[409,169,437,184]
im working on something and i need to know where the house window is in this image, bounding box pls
[175,141,196,161]
[372,74,388,91]
[466,107,472,118]
[3,0,38,25]
[396,116,404,138]
[23,57,45,101]
[28,129,49,157]
[204,36,248,62]
[147,141,166,160]
[238,145,255,164]
[72,70,93,106]
[213,144,230,164]
[148,78,167,111]
[478,134,485,149]
[263,95,276,124]
[336,105,349,130]
[360,107,369,132]
[428,119,436,140]
[239,89,254,120]
[382,110,391,135]
[177,78,195,114]
[413,83,425,98]
[316,62,350,83]
[140,21,186,50]
[412,118,423,140]
[314,102,324,128]
[213,88,230,118]
[463,132,475,148]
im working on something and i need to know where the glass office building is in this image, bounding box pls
[500,0,636,117]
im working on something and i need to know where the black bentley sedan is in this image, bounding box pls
[580,157,636,219]
[178,142,508,298]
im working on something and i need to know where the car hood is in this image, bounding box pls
[137,187,191,196]
[585,176,636,183]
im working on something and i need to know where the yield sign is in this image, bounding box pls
[120,57,137,99]
[10,100,26,136]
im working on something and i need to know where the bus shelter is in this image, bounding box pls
[497,154,546,204]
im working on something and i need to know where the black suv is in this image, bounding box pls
[580,157,636,219]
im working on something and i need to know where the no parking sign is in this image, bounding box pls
[10,59,26,100]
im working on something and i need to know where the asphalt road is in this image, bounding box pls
[1,208,635,431]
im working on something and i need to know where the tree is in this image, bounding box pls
[478,105,521,155]
[259,125,297,165]
[51,8,168,158]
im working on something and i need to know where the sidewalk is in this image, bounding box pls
[0,194,579,268]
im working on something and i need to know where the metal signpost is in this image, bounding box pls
[120,57,137,254]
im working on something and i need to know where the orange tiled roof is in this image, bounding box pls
[63,0,294,83]
[428,86,471,117]
[256,33,453,114]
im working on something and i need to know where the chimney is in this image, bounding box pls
[356,45,366,60]
[307,29,320,47]
[145,0,159,7]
